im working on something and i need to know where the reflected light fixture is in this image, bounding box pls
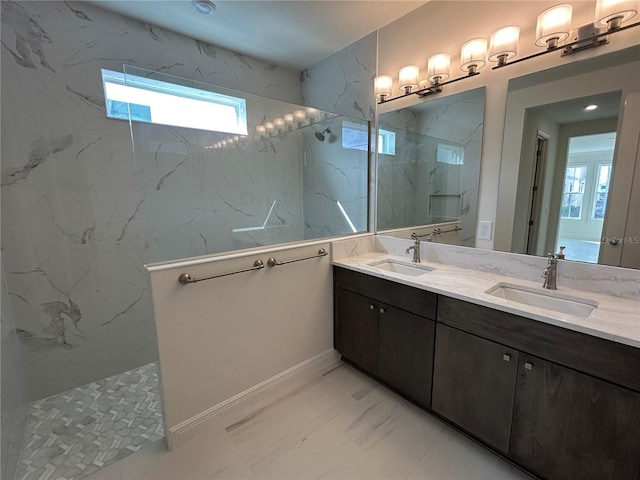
[274,117,285,131]
[192,0,216,15]
[293,109,306,125]
[284,113,294,127]
[264,121,274,134]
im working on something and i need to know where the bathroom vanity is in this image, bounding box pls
[332,238,640,480]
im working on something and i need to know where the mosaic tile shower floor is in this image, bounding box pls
[16,363,163,480]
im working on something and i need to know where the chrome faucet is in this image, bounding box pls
[542,254,559,290]
[406,234,421,263]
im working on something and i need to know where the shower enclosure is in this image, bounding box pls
[124,66,370,264]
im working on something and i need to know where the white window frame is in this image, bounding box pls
[101,69,247,135]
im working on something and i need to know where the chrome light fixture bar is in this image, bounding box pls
[493,18,640,69]
[375,0,639,104]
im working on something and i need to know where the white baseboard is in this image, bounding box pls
[166,348,341,450]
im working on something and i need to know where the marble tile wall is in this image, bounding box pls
[0,0,301,400]
[301,33,377,238]
[1,260,30,480]
[377,91,485,246]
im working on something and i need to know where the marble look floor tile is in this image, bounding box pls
[87,361,532,480]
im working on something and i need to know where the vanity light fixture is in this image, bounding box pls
[293,109,306,125]
[375,1,639,104]
[284,113,294,128]
[493,0,639,69]
[274,117,285,132]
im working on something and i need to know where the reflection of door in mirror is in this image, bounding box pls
[599,91,640,269]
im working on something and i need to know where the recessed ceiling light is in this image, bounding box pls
[192,0,216,15]
[585,104,598,111]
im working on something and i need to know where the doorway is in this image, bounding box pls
[555,132,616,263]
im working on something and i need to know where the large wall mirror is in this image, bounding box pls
[496,47,640,269]
[376,87,485,247]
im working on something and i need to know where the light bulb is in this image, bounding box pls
[284,113,294,126]
[293,109,306,124]
[536,4,573,49]
[595,0,638,30]
[374,75,393,102]
[427,53,450,84]
[489,26,520,66]
[265,121,274,134]
[460,38,487,73]
[398,65,419,94]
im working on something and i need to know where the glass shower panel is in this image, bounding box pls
[124,66,369,263]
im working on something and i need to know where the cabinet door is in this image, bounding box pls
[510,354,640,480]
[335,288,378,375]
[378,304,435,408]
[432,324,518,453]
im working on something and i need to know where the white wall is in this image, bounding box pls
[0,0,300,399]
[377,0,640,250]
[147,242,335,448]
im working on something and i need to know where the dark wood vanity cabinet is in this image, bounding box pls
[333,268,640,479]
[334,288,378,376]
[432,324,518,453]
[333,267,436,408]
[510,353,640,480]
[378,303,434,407]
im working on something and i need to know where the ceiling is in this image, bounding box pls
[92,0,427,70]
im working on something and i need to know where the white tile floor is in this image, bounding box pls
[85,362,533,480]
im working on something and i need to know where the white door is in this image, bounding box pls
[599,92,640,269]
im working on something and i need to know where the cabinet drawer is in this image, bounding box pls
[438,296,640,392]
[333,267,437,319]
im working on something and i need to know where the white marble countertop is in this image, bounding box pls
[333,250,640,349]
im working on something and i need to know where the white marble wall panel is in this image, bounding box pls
[1,0,301,399]
[417,93,484,246]
[377,91,485,245]
[301,33,376,238]
[1,261,30,480]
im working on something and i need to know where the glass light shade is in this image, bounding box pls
[460,38,487,72]
[427,53,450,83]
[398,65,419,92]
[256,125,266,137]
[305,107,320,120]
[264,121,274,133]
[221,140,227,147]
[293,109,306,123]
[284,113,294,126]
[488,26,520,63]
[595,0,638,28]
[536,4,573,47]
[374,75,393,100]
[274,118,285,130]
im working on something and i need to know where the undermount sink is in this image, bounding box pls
[486,282,598,318]
[369,259,434,276]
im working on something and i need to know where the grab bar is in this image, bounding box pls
[413,226,462,238]
[178,259,264,285]
[267,248,328,267]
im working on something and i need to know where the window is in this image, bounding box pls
[342,121,395,155]
[592,163,612,219]
[101,69,247,134]
[437,143,464,165]
[561,165,587,219]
